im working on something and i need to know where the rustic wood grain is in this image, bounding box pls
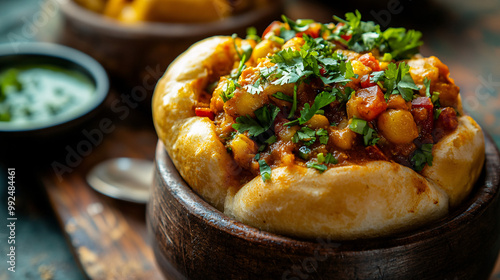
[149,134,500,280]
[40,90,163,280]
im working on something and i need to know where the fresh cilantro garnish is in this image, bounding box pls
[285,89,336,126]
[332,10,423,60]
[265,135,277,144]
[333,10,382,53]
[333,87,354,104]
[379,28,423,61]
[292,127,329,146]
[317,152,338,164]
[232,33,252,63]
[266,35,354,87]
[431,91,440,107]
[316,128,329,145]
[244,78,264,95]
[411,143,434,172]
[298,146,311,160]
[272,91,293,102]
[372,62,419,101]
[258,159,272,181]
[282,15,315,33]
[292,126,316,146]
[349,118,379,146]
[246,27,261,42]
[220,79,239,102]
[288,84,298,118]
[220,53,248,102]
[232,104,280,137]
[424,77,431,97]
[434,108,442,120]
[306,161,328,173]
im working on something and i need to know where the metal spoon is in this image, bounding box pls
[86,157,154,204]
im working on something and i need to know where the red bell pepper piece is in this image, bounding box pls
[195,107,215,121]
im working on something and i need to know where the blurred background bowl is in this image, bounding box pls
[0,42,109,160]
[56,0,284,93]
[148,134,500,280]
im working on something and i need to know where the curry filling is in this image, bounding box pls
[195,12,459,184]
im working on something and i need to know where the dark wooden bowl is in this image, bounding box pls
[147,134,500,280]
[55,0,284,92]
[0,43,109,163]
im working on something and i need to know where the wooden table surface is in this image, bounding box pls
[1,0,500,279]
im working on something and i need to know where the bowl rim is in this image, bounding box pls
[60,0,284,39]
[0,42,109,132]
[154,133,500,250]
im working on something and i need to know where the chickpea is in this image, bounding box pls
[277,125,300,142]
[329,127,357,150]
[305,114,329,129]
[377,109,419,144]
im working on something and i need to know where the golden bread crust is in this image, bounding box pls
[152,36,485,239]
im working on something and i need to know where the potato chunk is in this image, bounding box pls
[377,109,419,144]
[230,134,258,169]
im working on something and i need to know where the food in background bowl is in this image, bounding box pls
[152,12,485,239]
[74,0,272,23]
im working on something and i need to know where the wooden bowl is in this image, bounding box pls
[56,0,284,91]
[147,134,500,280]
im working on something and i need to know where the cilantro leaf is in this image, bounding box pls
[258,159,272,181]
[376,62,418,101]
[288,84,298,118]
[380,28,423,60]
[286,89,336,126]
[292,126,316,146]
[246,27,261,42]
[232,104,280,137]
[332,11,423,60]
[220,79,239,102]
[316,128,329,145]
[306,161,328,173]
[298,146,311,160]
[281,15,315,32]
[232,33,252,63]
[349,118,379,146]
[424,77,431,97]
[317,152,337,164]
[411,143,434,172]
[292,127,329,146]
[272,91,293,102]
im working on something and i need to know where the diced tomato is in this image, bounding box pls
[360,74,377,88]
[195,107,215,121]
[296,23,322,39]
[262,21,283,38]
[412,97,433,111]
[358,53,381,71]
[341,34,352,41]
[356,86,387,121]
[319,66,327,76]
[433,107,458,142]
[411,97,434,139]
